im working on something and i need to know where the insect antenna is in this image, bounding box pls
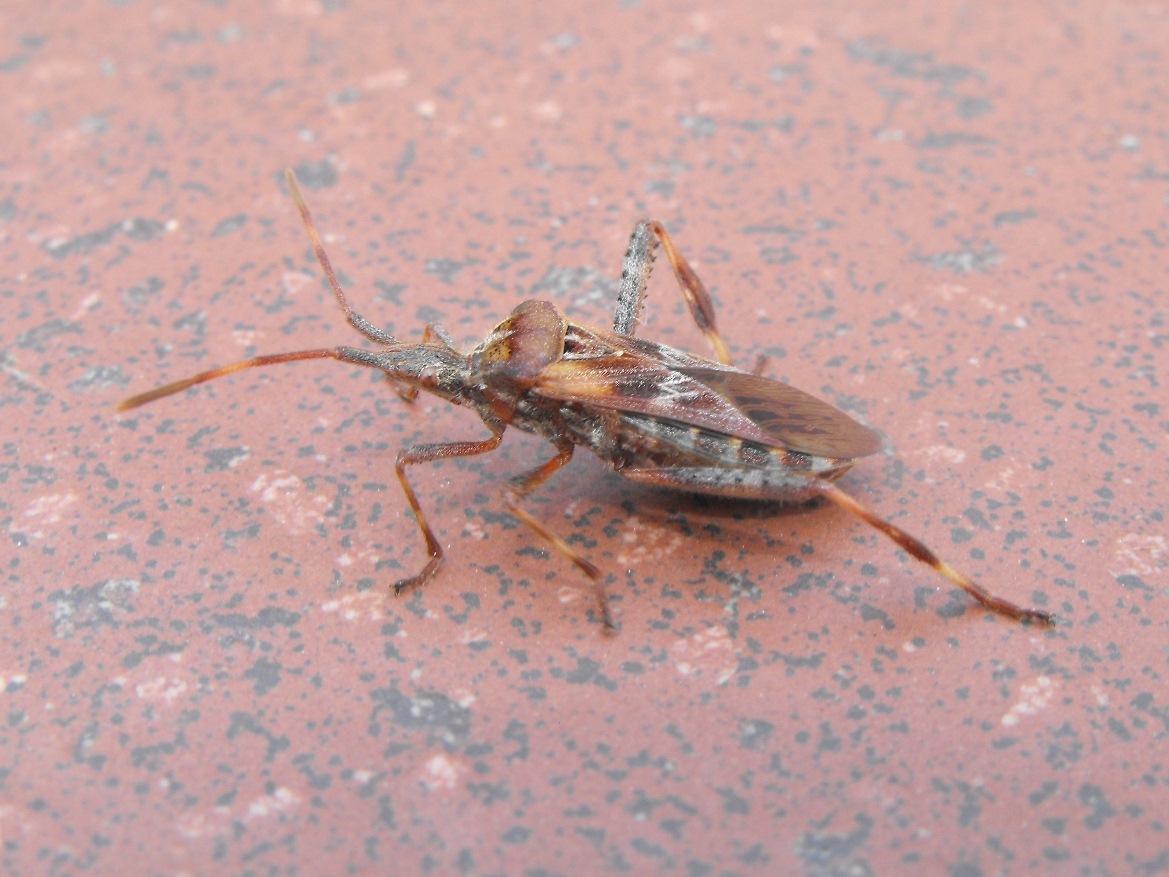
[821,484,1055,625]
[116,346,385,411]
[283,168,400,347]
[118,169,408,413]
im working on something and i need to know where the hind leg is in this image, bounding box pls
[612,220,734,366]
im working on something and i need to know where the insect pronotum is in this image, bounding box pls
[119,169,1055,631]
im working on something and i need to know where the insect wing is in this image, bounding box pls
[677,367,883,459]
[534,355,783,449]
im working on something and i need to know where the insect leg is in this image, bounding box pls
[393,429,504,593]
[821,484,1055,625]
[612,220,734,366]
[285,168,401,347]
[502,444,614,631]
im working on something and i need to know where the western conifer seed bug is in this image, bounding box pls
[119,169,1055,632]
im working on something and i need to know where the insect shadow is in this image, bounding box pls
[119,169,1055,633]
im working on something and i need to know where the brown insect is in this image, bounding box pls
[119,169,1054,631]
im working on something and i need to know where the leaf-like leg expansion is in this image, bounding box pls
[502,444,614,631]
[612,220,734,366]
[821,484,1056,625]
[394,429,505,593]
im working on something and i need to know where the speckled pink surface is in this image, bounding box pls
[2,2,1166,874]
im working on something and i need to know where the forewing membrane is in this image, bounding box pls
[678,366,882,459]
[535,327,881,459]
